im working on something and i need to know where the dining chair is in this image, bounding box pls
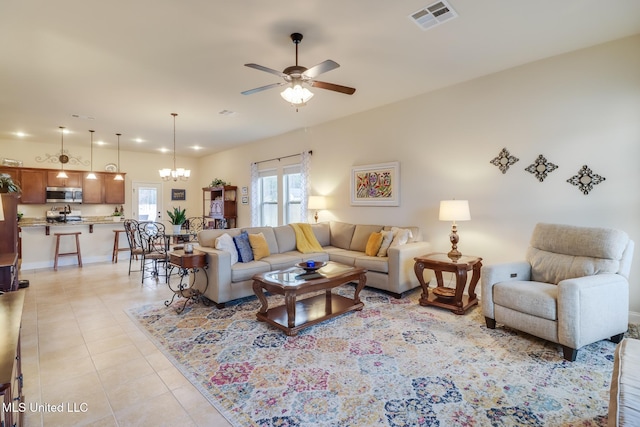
[123,219,144,275]
[137,221,169,283]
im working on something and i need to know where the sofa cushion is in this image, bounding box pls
[389,227,413,248]
[609,338,640,427]
[383,226,420,243]
[214,233,238,265]
[243,227,280,254]
[231,260,270,282]
[493,281,558,321]
[198,228,241,248]
[233,231,254,263]
[312,222,331,247]
[351,224,384,252]
[355,255,389,274]
[328,250,363,266]
[248,232,270,261]
[377,230,395,257]
[261,253,303,270]
[365,232,383,256]
[273,225,297,253]
[526,223,630,284]
[330,221,356,250]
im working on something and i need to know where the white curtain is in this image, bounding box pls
[250,162,260,226]
[300,150,311,222]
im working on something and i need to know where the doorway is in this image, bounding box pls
[132,182,163,222]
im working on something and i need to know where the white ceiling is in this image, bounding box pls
[2,0,640,157]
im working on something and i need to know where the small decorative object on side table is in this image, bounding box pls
[165,249,209,313]
[413,252,482,315]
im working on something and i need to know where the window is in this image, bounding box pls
[258,169,278,227]
[284,165,302,224]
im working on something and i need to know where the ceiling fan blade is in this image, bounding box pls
[303,60,340,79]
[244,63,286,78]
[310,80,356,95]
[241,82,286,95]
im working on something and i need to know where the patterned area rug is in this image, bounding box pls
[127,287,619,426]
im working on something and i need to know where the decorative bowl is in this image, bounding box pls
[296,261,327,272]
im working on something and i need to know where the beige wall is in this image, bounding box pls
[196,35,640,315]
[1,35,638,316]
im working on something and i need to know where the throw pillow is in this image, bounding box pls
[365,232,383,257]
[233,231,254,263]
[248,232,270,261]
[390,227,413,248]
[214,233,238,265]
[377,230,395,257]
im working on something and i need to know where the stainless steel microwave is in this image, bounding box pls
[45,187,83,203]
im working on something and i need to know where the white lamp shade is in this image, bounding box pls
[281,84,314,105]
[308,196,326,210]
[439,200,470,221]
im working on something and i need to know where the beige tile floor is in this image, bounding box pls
[17,259,233,427]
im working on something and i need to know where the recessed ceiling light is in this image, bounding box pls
[135,138,144,143]
[14,132,26,137]
[160,148,169,153]
[192,146,203,151]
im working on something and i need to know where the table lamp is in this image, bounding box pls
[308,196,326,223]
[439,200,470,260]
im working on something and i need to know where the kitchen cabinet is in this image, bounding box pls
[18,169,46,204]
[47,170,82,188]
[0,167,20,184]
[82,172,104,204]
[104,173,125,204]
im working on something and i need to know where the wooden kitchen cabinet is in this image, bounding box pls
[47,170,82,188]
[0,193,19,291]
[18,169,46,204]
[82,172,104,204]
[104,173,125,204]
[0,167,20,184]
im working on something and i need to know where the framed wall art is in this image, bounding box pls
[171,188,186,201]
[350,161,400,206]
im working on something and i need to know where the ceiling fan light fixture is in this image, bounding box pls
[281,84,314,106]
[114,133,124,181]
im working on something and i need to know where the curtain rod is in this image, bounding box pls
[253,150,312,165]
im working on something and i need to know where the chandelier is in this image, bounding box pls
[159,113,190,181]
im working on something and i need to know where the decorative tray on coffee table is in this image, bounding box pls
[295,261,327,272]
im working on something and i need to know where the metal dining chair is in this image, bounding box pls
[137,221,169,283]
[123,219,144,275]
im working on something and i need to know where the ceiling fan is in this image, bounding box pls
[241,33,356,108]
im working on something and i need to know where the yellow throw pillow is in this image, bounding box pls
[365,232,384,257]
[248,232,270,261]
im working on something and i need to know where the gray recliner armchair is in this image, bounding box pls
[481,223,634,361]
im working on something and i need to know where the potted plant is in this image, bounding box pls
[167,206,187,234]
[0,173,20,193]
[209,178,228,188]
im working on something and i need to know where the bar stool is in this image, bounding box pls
[53,232,83,271]
[112,229,129,263]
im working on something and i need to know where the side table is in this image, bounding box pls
[413,252,482,315]
[165,249,209,313]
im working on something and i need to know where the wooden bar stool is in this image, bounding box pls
[53,232,82,271]
[112,229,129,263]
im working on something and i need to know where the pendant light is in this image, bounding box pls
[114,133,124,181]
[86,130,97,180]
[56,126,68,179]
[159,113,190,181]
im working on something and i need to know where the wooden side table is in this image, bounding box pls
[165,249,209,313]
[414,252,482,315]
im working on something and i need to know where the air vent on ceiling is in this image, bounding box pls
[409,0,458,31]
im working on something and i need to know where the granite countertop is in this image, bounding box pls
[18,216,127,227]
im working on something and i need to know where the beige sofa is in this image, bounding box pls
[192,221,431,307]
[609,338,640,426]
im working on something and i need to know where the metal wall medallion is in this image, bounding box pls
[36,150,89,166]
[490,148,519,174]
[525,154,558,182]
[567,165,606,195]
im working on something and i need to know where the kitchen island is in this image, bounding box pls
[19,217,129,270]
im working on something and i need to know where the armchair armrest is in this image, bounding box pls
[192,247,233,304]
[480,261,531,319]
[558,273,629,349]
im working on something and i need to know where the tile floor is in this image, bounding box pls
[17,259,232,427]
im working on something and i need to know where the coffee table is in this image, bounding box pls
[252,261,367,336]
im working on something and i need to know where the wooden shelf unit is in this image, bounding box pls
[202,186,237,229]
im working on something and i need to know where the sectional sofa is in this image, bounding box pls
[192,221,431,307]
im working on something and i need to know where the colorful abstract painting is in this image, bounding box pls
[351,162,400,206]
